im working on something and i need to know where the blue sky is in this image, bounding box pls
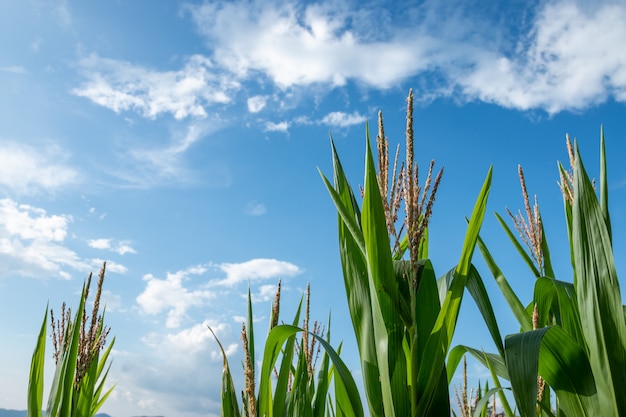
[1,0,626,416]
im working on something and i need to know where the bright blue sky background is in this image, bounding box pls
[2,1,626,416]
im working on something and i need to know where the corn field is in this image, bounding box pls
[29,91,625,417]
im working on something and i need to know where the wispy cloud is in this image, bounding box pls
[74,54,240,120]
[87,238,137,255]
[116,120,231,187]
[186,0,626,114]
[245,201,267,216]
[0,142,78,194]
[0,66,27,74]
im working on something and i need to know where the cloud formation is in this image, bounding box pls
[320,111,367,127]
[137,265,214,328]
[0,143,78,194]
[74,54,240,120]
[215,258,302,286]
[88,238,137,255]
[0,199,128,279]
[184,0,626,114]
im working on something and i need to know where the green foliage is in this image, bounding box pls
[210,283,362,417]
[28,265,115,417]
[464,128,626,416]
[319,110,492,415]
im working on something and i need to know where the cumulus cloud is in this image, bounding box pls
[87,238,137,255]
[114,319,236,416]
[320,111,367,127]
[0,142,78,194]
[186,0,626,114]
[0,199,129,279]
[137,266,214,328]
[74,54,240,120]
[0,198,84,278]
[449,1,626,113]
[213,258,301,286]
[264,121,290,132]
[247,95,268,112]
[188,0,430,89]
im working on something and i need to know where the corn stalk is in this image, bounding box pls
[319,92,492,416]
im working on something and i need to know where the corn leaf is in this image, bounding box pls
[361,129,404,416]
[495,212,541,278]
[572,142,626,416]
[324,137,383,417]
[28,308,47,417]
[258,324,363,417]
[415,167,491,415]
[476,233,532,332]
[208,325,241,417]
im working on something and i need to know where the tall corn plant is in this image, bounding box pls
[28,262,115,417]
[454,129,626,416]
[211,281,363,417]
[319,90,493,416]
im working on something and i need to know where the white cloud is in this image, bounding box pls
[214,258,301,286]
[450,1,626,113]
[137,266,214,328]
[114,318,237,416]
[74,54,240,120]
[115,120,232,188]
[87,238,137,255]
[0,66,27,74]
[264,121,290,132]
[245,201,267,216]
[90,258,128,274]
[0,199,130,279]
[0,198,87,278]
[320,111,367,127]
[247,95,268,112]
[253,284,279,302]
[188,0,429,89]
[0,142,78,194]
[187,0,626,114]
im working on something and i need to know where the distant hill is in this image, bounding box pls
[0,410,25,417]
[0,410,113,417]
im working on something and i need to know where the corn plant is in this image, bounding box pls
[452,128,626,416]
[319,90,493,416]
[28,262,115,417]
[211,281,363,417]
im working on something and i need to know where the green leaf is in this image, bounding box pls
[28,307,47,417]
[476,232,532,332]
[505,326,600,417]
[326,137,383,417]
[533,277,585,347]
[466,265,505,358]
[415,167,491,415]
[572,142,626,416]
[258,325,364,417]
[271,296,303,417]
[312,314,332,417]
[207,325,241,417]
[361,129,403,416]
[599,125,611,242]
[495,212,541,278]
